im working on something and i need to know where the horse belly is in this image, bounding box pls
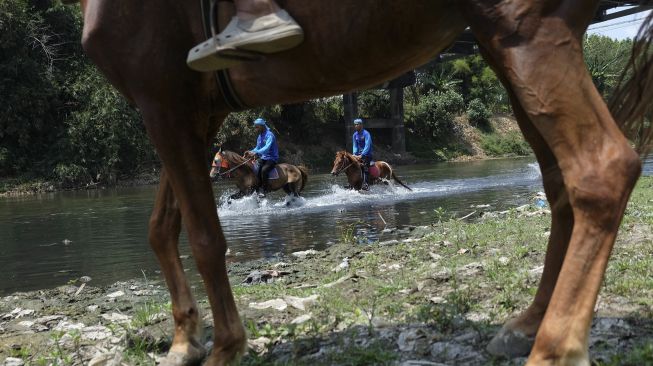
[230,0,467,107]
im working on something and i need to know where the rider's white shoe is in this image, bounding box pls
[187,9,304,72]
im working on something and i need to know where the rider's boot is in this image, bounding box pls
[361,172,370,191]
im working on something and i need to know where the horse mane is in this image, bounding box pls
[609,10,653,157]
[221,150,248,165]
[336,150,360,166]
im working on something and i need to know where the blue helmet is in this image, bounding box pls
[353,118,363,125]
[253,118,267,126]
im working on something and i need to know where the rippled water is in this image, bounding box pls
[1,156,650,295]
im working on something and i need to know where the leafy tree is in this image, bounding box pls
[583,34,633,99]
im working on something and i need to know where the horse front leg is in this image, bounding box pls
[465,2,641,363]
[149,169,205,365]
[229,191,246,201]
[142,107,245,366]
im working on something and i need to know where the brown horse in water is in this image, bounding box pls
[209,150,307,201]
[330,151,411,191]
[74,0,653,364]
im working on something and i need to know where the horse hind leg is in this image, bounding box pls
[149,170,205,365]
[464,1,641,364]
[482,60,574,358]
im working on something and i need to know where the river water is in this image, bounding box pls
[1,157,651,295]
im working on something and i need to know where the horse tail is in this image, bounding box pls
[297,165,309,193]
[391,171,412,191]
[609,11,653,156]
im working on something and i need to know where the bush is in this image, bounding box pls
[407,90,464,141]
[481,132,531,157]
[467,98,491,127]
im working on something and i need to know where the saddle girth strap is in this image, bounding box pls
[201,0,248,111]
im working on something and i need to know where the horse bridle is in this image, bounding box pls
[213,155,255,178]
[333,155,355,176]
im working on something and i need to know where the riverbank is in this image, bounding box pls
[1,177,651,366]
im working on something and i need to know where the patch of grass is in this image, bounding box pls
[597,342,653,366]
[313,339,398,366]
[481,131,532,157]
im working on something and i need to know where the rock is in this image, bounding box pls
[17,320,35,329]
[453,331,480,343]
[284,295,318,311]
[243,270,289,285]
[248,337,271,354]
[387,263,402,270]
[2,308,34,320]
[381,228,395,234]
[82,325,112,341]
[249,299,288,311]
[464,312,490,323]
[429,296,446,304]
[498,256,509,265]
[397,328,427,352]
[430,342,474,362]
[54,321,86,332]
[428,252,442,261]
[87,305,100,312]
[106,290,124,298]
[410,226,432,238]
[291,250,318,259]
[34,315,65,326]
[291,314,312,325]
[88,350,124,366]
[400,361,447,366]
[529,265,544,276]
[101,312,131,324]
[458,262,483,276]
[486,326,533,357]
[332,257,349,273]
[378,239,399,246]
[80,276,92,283]
[3,358,24,366]
[456,248,469,255]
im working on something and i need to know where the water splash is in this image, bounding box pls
[217,162,543,218]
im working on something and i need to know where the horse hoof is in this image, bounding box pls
[158,348,206,366]
[486,326,534,358]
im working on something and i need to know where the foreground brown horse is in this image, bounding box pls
[209,150,307,201]
[330,150,411,191]
[76,0,653,364]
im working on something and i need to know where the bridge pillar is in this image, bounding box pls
[390,88,406,154]
[342,88,406,154]
[344,93,358,152]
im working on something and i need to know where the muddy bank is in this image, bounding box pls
[1,178,652,365]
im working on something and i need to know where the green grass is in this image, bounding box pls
[481,131,532,157]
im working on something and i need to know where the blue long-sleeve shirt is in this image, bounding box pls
[251,128,279,162]
[353,129,372,157]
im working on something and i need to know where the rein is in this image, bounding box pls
[216,157,255,177]
[334,156,357,176]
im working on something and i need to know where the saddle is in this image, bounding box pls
[368,164,380,179]
[252,163,280,180]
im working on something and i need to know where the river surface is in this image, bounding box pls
[1,157,651,295]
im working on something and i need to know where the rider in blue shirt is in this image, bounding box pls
[245,118,279,197]
[352,118,373,190]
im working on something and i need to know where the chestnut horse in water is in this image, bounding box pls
[209,150,307,201]
[74,0,653,364]
[330,151,411,191]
